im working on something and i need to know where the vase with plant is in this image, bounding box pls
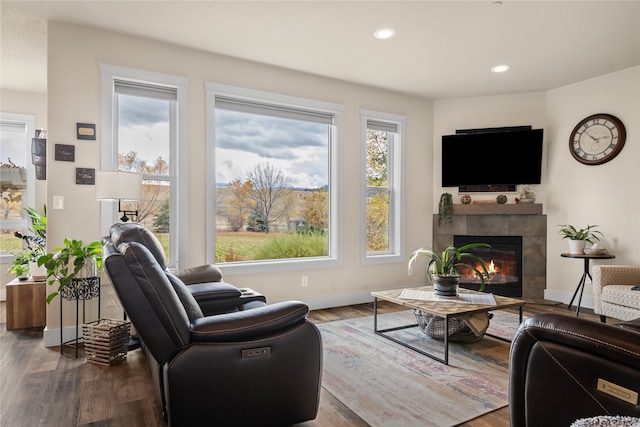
[517,185,536,204]
[438,193,454,226]
[557,224,603,254]
[408,243,492,296]
[38,238,102,303]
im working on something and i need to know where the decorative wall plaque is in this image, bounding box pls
[77,123,96,140]
[55,144,75,162]
[76,168,95,185]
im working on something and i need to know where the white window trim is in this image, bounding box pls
[360,109,405,264]
[204,82,343,275]
[0,112,36,209]
[0,112,36,263]
[99,64,188,269]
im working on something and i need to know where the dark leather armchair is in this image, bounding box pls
[108,222,267,316]
[103,223,323,426]
[509,314,640,427]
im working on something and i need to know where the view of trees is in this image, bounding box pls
[217,162,325,235]
[365,129,390,252]
[244,163,293,233]
[118,150,169,225]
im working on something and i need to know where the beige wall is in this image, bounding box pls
[8,20,638,343]
[432,67,640,307]
[44,22,433,342]
[544,67,640,305]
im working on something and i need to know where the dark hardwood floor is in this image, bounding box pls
[0,299,600,427]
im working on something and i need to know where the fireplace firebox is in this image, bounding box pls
[453,235,523,297]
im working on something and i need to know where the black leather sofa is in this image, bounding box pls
[510,314,640,427]
[103,223,323,426]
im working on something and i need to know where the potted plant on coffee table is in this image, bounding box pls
[557,224,603,254]
[38,238,102,303]
[408,243,492,296]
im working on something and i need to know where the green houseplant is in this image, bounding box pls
[14,206,47,280]
[408,243,492,296]
[38,238,102,303]
[438,193,454,226]
[557,224,603,254]
[8,249,32,279]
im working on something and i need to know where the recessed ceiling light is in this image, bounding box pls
[374,28,395,40]
[491,64,511,73]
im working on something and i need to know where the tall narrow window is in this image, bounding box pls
[0,113,35,258]
[205,83,342,272]
[101,65,187,268]
[361,110,404,263]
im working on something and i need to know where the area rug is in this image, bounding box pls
[317,310,522,427]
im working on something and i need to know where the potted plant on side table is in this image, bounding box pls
[14,206,47,280]
[8,249,32,280]
[557,224,603,254]
[408,243,492,296]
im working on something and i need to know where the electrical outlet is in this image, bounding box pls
[301,276,308,287]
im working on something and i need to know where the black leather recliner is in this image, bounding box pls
[509,314,640,427]
[103,223,323,426]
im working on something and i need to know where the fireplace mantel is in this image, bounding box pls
[453,203,542,215]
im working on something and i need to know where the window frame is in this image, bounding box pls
[360,109,405,264]
[0,112,36,263]
[100,64,188,269]
[204,82,343,274]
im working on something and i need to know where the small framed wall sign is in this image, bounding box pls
[54,144,75,162]
[77,123,96,140]
[76,168,95,185]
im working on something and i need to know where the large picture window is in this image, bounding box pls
[100,65,187,268]
[205,84,342,272]
[361,110,404,263]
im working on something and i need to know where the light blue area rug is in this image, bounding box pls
[317,310,521,427]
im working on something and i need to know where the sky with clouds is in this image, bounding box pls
[215,109,329,189]
[117,95,329,189]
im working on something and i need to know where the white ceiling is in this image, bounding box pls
[1,1,639,99]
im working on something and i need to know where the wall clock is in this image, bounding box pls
[569,113,626,165]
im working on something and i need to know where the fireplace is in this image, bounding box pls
[433,204,546,300]
[454,235,523,297]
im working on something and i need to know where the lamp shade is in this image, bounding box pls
[95,171,142,200]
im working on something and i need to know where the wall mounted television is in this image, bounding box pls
[441,126,543,190]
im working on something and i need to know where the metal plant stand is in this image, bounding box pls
[59,276,101,358]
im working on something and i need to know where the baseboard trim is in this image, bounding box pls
[43,325,86,348]
[544,289,594,310]
[300,291,374,311]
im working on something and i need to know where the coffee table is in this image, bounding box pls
[371,286,525,365]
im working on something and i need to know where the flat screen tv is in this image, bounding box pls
[441,128,543,188]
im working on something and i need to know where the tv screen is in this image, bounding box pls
[441,128,543,187]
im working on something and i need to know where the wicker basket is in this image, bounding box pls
[82,319,131,366]
[414,310,491,343]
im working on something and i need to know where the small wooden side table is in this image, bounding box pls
[561,252,615,316]
[6,278,46,330]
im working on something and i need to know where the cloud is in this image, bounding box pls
[215,109,329,188]
[118,95,169,127]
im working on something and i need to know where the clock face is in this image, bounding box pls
[569,114,626,165]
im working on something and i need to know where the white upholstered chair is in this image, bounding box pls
[592,265,640,322]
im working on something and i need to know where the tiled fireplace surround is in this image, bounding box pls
[432,203,547,301]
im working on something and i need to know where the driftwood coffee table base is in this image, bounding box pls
[372,286,525,365]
